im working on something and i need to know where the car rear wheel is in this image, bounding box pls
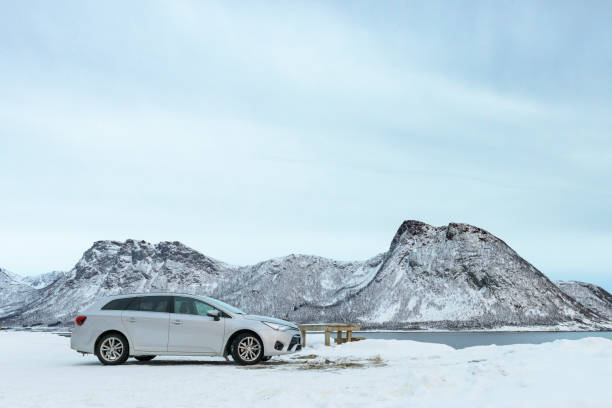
[231,333,264,365]
[96,333,129,365]
[134,355,156,362]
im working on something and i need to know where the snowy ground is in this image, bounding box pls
[1,332,611,407]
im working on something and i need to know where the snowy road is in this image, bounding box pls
[1,331,611,407]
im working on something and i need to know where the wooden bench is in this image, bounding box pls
[334,336,365,344]
[298,324,362,347]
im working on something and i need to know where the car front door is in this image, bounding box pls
[121,296,171,352]
[168,296,226,354]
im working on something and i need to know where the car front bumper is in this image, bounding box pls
[262,329,301,356]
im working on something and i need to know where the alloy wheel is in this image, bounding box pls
[237,336,261,362]
[100,336,124,362]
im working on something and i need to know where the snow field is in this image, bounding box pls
[0,331,611,407]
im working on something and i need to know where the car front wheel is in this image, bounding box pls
[96,333,129,365]
[231,333,264,365]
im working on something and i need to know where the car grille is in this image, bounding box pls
[288,334,301,351]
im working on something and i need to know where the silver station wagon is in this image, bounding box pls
[70,293,302,365]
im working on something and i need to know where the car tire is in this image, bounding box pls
[231,332,264,365]
[95,333,129,365]
[134,355,156,362]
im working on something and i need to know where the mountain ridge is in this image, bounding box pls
[555,280,612,321]
[2,221,611,330]
[0,268,40,319]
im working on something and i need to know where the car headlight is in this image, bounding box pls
[261,321,293,331]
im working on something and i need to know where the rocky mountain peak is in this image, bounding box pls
[389,220,435,251]
[68,239,228,284]
[445,223,490,240]
[390,221,516,259]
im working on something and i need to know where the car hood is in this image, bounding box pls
[241,314,299,329]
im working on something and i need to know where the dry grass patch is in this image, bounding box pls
[292,354,318,360]
[240,354,387,371]
[297,359,366,370]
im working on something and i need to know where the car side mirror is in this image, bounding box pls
[207,310,221,321]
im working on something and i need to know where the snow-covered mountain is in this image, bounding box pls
[19,271,65,290]
[0,268,39,319]
[555,281,612,321]
[2,221,611,329]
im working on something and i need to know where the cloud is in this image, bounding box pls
[0,1,611,291]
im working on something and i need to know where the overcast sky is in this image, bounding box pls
[1,1,611,291]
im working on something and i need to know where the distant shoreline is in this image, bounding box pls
[2,326,611,334]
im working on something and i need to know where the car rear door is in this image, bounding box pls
[121,296,171,352]
[168,296,226,354]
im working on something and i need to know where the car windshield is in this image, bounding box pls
[202,296,246,314]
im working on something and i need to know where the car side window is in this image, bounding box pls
[138,296,170,313]
[193,300,215,316]
[174,297,216,317]
[126,297,141,310]
[101,298,133,310]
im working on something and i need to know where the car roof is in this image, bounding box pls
[94,292,236,314]
[102,292,206,299]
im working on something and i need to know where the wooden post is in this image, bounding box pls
[337,329,342,343]
[301,329,306,348]
[324,328,331,346]
[347,330,352,342]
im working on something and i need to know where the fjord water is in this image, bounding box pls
[35,328,612,347]
[349,331,612,349]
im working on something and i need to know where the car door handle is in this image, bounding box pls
[126,317,136,323]
[171,320,182,325]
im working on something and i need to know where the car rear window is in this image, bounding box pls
[101,297,134,310]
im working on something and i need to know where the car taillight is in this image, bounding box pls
[75,316,87,326]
